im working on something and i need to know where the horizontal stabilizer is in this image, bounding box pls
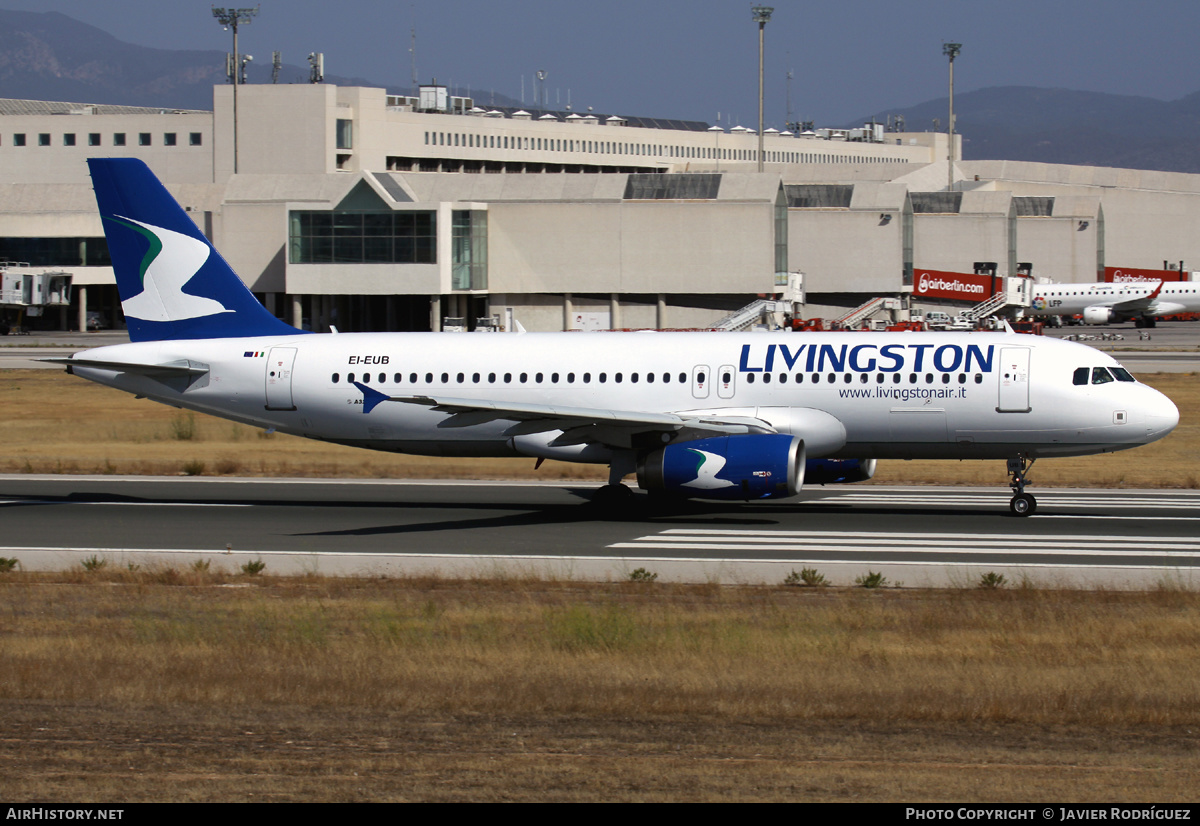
[40,357,210,377]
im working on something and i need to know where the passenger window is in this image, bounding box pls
[488,373,496,383]
[615,373,623,383]
[762,373,771,384]
[583,373,591,383]
[646,372,654,383]
[440,373,449,383]
[630,373,638,383]
[567,372,575,383]
[473,373,481,383]
[551,373,559,383]
[678,373,686,384]
[1092,367,1115,385]
[332,373,340,383]
[974,374,982,384]
[925,374,933,384]
[1073,367,1089,386]
[425,373,433,383]
[504,373,512,383]
[844,374,852,384]
[958,374,966,384]
[520,373,528,383]
[779,373,788,384]
[456,372,464,383]
[722,371,732,384]
[349,373,357,383]
[859,373,868,384]
[941,374,950,384]
[746,374,755,384]
[535,373,544,383]
[600,373,608,383]
[378,373,385,384]
[394,373,401,383]
[409,373,417,383]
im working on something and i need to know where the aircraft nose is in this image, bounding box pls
[1141,387,1179,444]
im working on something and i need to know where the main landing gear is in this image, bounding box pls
[1007,455,1037,516]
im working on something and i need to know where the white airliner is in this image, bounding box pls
[48,159,1180,516]
[1029,279,1200,327]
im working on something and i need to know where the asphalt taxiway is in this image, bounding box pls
[2,476,1197,588]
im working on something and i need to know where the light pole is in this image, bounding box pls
[752,5,773,172]
[943,42,961,191]
[213,6,259,175]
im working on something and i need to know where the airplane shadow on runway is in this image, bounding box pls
[0,489,1009,543]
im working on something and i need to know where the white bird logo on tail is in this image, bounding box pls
[109,216,232,322]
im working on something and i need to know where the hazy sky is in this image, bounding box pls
[6,1,1199,126]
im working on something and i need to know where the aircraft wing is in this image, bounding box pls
[1103,281,1165,314]
[352,381,775,440]
[40,357,210,378]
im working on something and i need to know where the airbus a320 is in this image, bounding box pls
[47,159,1180,516]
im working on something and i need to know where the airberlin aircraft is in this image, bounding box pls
[48,159,1179,516]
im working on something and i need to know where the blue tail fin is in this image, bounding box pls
[88,158,301,342]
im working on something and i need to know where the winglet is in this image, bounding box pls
[352,381,391,414]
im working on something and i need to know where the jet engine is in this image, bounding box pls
[637,434,804,500]
[804,458,877,485]
[1082,306,1117,325]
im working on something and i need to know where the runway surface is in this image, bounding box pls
[2,476,1197,588]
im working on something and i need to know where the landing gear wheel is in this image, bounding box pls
[1010,492,1037,517]
[591,483,633,507]
[1006,454,1037,517]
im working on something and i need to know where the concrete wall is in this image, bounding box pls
[488,200,774,295]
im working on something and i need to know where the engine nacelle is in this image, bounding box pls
[804,458,877,485]
[1082,306,1116,325]
[637,434,804,501]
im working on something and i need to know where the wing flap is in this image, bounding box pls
[351,385,776,438]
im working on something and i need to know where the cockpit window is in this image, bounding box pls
[1091,367,1115,385]
[1110,366,1136,383]
[1073,367,1089,386]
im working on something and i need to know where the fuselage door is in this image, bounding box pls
[717,365,736,399]
[997,346,1031,413]
[692,365,710,400]
[265,346,298,411]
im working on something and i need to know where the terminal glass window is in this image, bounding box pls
[0,237,110,267]
[289,210,436,265]
[113,133,126,146]
[63,133,76,147]
[88,133,101,146]
[189,132,203,146]
[336,119,353,150]
[451,210,488,290]
[12,133,25,146]
[139,133,151,146]
[163,133,177,146]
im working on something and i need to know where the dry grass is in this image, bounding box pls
[0,369,1195,486]
[2,573,1199,801]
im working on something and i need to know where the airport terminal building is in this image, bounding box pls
[2,82,1199,332]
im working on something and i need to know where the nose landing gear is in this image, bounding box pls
[1007,455,1037,516]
